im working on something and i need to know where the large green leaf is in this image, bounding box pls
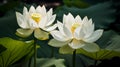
[59,45,120,60]
[0,37,34,67]
[9,44,40,67]
[0,44,7,54]
[57,54,95,67]
[77,49,120,60]
[96,30,117,48]
[106,35,120,52]
[55,2,115,29]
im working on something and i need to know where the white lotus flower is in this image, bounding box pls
[16,5,56,40]
[49,13,103,52]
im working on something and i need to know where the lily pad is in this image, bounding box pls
[0,44,7,54]
[0,37,34,67]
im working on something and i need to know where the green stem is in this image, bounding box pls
[73,49,76,67]
[94,60,98,67]
[34,38,37,67]
[93,52,98,67]
[28,58,32,67]
[51,47,54,58]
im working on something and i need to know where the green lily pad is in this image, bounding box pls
[59,45,120,60]
[0,37,34,67]
[76,49,120,60]
[0,44,7,54]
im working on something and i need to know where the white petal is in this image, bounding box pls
[63,13,75,33]
[29,6,36,14]
[74,26,84,40]
[39,16,47,28]
[47,8,53,18]
[83,19,94,38]
[68,39,85,49]
[63,14,72,29]
[82,43,100,52]
[46,8,53,26]
[16,28,33,38]
[41,5,47,16]
[44,24,57,31]
[84,29,103,43]
[34,28,49,40]
[68,13,75,24]
[29,18,38,29]
[57,21,66,36]
[82,16,89,23]
[48,39,70,47]
[46,14,56,26]
[88,18,93,24]
[23,7,29,24]
[75,15,82,23]
[36,5,45,16]
[50,30,70,42]
[16,12,29,29]
[36,5,42,13]
[63,14,67,24]
[63,25,72,38]
[23,7,28,16]
[82,16,89,30]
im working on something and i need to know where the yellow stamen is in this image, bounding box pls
[31,13,41,23]
[71,23,80,33]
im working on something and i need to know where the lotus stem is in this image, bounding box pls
[73,49,76,67]
[94,60,98,67]
[51,47,54,58]
[28,58,32,67]
[34,38,37,67]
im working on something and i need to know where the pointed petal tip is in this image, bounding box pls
[42,5,46,8]
[68,13,72,15]
[30,5,35,8]
[29,5,35,10]
[83,16,89,21]
[36,5,41,8]
[57,20,62,25]
[96,29,104,36]
[68,13,74,17]
[16,12,20,15]
[49,8,53,11]
[23,6,27,9]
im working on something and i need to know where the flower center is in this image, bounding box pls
[31,13,41,23]
[71,23,80,33]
